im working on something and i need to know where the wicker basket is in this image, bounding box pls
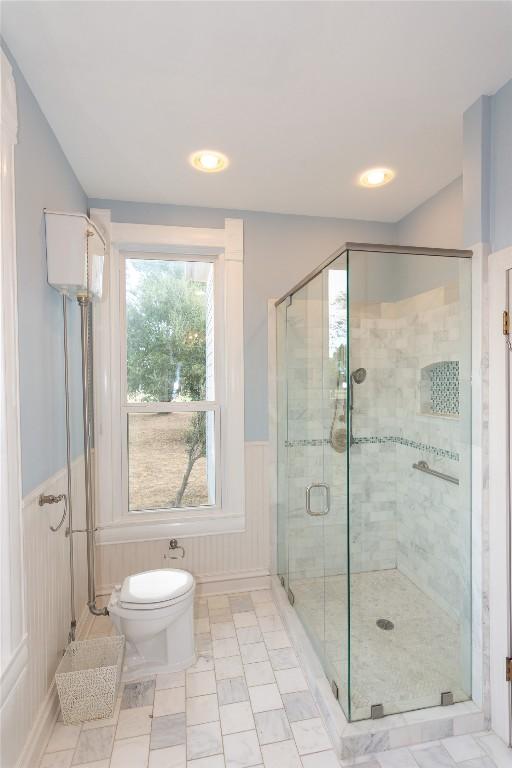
[55,635,125,725]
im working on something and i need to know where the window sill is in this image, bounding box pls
[96,511,245,545]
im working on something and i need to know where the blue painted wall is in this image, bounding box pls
[397,177,463,249]
[463,78,512,251]
[4,44,88,495]
[491,78,512,252]
[463,95,491,247]
[89,199,396,441]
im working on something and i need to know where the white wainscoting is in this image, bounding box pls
[1,457,88,768]
[2,443,270,767]
[96,442,271,593]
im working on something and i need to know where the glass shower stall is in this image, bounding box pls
[276,243,472,722]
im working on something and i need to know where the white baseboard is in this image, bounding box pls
[16,679,60,768]
[16,604,91,768]
[97,570,272,599]
[194,571,271,596]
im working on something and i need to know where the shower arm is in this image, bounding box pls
[78,295,108,617]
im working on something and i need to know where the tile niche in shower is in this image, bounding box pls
[421,360,460,417]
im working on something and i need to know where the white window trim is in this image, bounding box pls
[0,50,27,699]
[91,213,245,544]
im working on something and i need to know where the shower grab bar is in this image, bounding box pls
[412,460,459,485]
[306,483,330,516]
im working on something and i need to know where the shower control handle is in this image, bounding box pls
[306,483,330,516]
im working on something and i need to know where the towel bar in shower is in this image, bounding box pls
[412,460,459,485]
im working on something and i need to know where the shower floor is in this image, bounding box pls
[290,568,469,720]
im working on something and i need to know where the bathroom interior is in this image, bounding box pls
[1,3,512,768]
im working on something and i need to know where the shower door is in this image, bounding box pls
[277,252,349,713]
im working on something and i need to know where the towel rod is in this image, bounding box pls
[412,460,459,485]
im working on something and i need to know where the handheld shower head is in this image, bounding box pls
[330,366,367,453]
[349,367,367,419]
[351,367,367,384]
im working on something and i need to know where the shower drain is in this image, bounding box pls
[376,618,394,630]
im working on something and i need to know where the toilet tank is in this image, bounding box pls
[44,210,106,300]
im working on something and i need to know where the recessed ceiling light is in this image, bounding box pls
[190,150,229,173]
[359,167,395,188]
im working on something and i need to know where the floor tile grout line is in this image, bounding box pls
[206,593,334,768]
[43,591,501,768]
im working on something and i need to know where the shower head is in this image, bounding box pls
[351,367,367,384]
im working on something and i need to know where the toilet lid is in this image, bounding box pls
[120,569,194,606]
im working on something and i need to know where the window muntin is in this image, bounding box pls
[122,255,218,513]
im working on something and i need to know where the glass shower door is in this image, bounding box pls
[286,273,328,668]
[280,252,349,712]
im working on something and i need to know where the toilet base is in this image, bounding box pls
[121,650,197,682]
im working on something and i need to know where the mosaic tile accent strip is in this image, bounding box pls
[354,436,459,461]
[284,439,327,447]
[285,436,459,461]
[430,360,459,415]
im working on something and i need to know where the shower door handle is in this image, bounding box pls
[306,483,330,516]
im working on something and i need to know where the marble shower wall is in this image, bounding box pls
[392,285,471,625]
[350,283,471,625]
[348,305,401,573]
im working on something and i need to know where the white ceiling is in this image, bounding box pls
[3,1,512,222]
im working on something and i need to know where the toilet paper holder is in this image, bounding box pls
[165,538,185,559]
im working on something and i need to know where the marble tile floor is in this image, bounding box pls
[39,588,505,768]
[291,569,469,720]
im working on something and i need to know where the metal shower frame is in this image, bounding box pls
[275,242,472,307]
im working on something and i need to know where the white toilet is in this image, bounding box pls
[108,568,196,680]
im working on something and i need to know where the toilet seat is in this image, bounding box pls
[119,569,194,611]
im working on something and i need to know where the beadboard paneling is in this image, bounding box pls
[96,442,270,589]
[1,457,88,768]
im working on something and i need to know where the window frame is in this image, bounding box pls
[92,215,245,544]
[120,250,221,515]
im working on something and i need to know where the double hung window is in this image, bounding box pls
[121,256,218,514]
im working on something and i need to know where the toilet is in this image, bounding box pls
[108,568,196,680]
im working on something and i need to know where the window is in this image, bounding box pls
[92,216,244,543]
[122,257,218,513]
